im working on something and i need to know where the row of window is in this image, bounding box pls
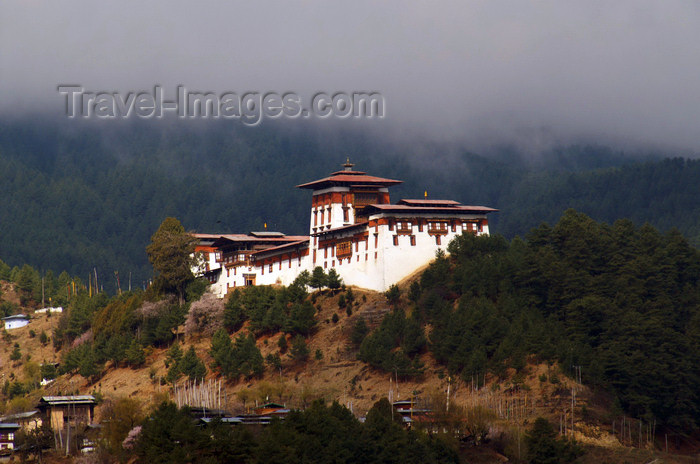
[388,220,482,233]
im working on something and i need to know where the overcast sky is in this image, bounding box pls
[2,0,700,154]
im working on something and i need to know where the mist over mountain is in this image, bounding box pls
[0,116,698,292]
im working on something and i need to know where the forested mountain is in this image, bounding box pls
[429,212,700,431]
[0,116,698,292]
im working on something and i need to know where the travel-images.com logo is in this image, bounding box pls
[57,86,385,125]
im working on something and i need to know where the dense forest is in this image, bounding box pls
[1,117,699,293]
[360,210,700,432]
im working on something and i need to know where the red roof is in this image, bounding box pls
[398,199,461,206]
[360,204,498,214]
[312,221,369,237]
[250,240,309,258]
[297,171,402,190]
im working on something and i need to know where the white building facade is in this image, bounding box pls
[195,162,496,296]
[2,314,29,330]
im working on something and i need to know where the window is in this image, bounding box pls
[269,263,273,272]
[336,240,352,258]
[393,235,399,246]
[388,220,394,231]
[397,221,412,234]
[410,236,416,246]
[435,235,441,245]
[418,221,423,232]
[428,221,448,235]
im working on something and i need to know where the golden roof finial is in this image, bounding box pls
[343,158,354,171]
[424,190,428,199]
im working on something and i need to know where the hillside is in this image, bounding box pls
[1,273,699,463]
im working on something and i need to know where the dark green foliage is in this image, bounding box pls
[166,341,183,365]
[179,346,207,380]
[61,343,101,381]
[277,334,288,354]
[140,302,186,347]
[6,380,26,399]
[10,344,21,361]
[350,318,369,347]
[384,284,400,306]
[223,285,315,337]
[293,270,311,288]
[358,309,425,378]
[209,329,264,380]
[345,288,355,305]
[135,399,455,464]
[185,277,209,303]
[289,334,310,363]
[315,349,323,360]
[223,292,248,332]
[40,362,57,380]
[526,417,583,464]
[134,402,212,463]
[125,339,146,367]
[146,217,197,302]
[285,301,317,336]
[418,211,700,430]
[0,301,16,317]
[310,266,327,290]
[165,343,207,383]
[327,268,342,291]
[266,353,282,371]
[408,281,421,303]
[332,313,339,324]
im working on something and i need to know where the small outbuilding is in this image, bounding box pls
[2,314,29,330]
[0,423,20,453]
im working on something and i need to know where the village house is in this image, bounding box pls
[37,396,96,431]
[0,423,20,454]
[194,161,496,296]
[0,410,43,431]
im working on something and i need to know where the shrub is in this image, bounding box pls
[185,293,224,337]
